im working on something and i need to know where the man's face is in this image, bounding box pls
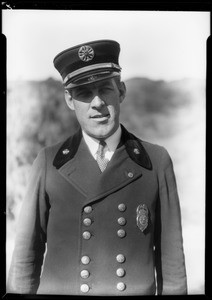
[65,78,126,139]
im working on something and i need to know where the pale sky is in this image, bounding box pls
[2,10,210,82]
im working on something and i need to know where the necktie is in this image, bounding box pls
[96,140,109,172]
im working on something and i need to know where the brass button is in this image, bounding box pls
[117,217,126,226]
[117,282,126,291]
[117,229,126,238]
[127,172,134,178]
[118,203,126,212]
[83,218,92,226]
[81,256,90,265]
[82,231,91,240]
[80,284,90,293]
[84,206,92,214]
[116,268,125,277]
[116,254,125,263]
[80,269,90,279]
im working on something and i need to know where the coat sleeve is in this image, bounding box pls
[154,147,187,295]
[7,148,50,294]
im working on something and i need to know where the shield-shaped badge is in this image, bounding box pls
[136,204,149,232]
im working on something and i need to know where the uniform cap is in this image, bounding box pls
[53,39,121,89]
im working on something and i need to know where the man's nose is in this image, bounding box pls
[91,95,105,109]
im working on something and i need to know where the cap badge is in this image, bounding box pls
[136,204,149,232]
[87,75,97,82]
[78,45,94,62]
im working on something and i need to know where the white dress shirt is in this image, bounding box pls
[82,126,122,161]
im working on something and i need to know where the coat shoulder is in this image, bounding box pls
[140,139,171,169]
[38,138,71,165]
[44,140,66,157]
[140,139,168,156]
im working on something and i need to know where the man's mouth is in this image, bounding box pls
[91,113,110,120]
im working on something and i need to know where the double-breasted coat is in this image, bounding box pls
[8,125,187,295]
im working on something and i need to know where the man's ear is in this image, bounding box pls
[64,90,75,111]
[119,81,126,104]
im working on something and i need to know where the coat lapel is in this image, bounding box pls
[84,145,144,205]
[58,138,102,197]
[54,125,152,204]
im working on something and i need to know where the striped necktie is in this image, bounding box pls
[96,140,109,172]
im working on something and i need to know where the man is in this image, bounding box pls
[8,40,187,295]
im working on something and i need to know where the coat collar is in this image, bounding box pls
[53,124,152,170]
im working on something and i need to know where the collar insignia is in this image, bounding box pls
[53,125,152,170]
[53,129,82,169]
[119,125,152,170]
[62,149,70,155]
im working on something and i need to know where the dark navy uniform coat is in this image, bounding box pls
[8,125,187,295]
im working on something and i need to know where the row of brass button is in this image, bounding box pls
[80,254,127,292]
[81,206,92,293]
[82,229,126,240]
[80,282,126,293]
[81,254,126,265]
[80,267,126,279]
[116,203,127,291]
[84,204,127,214]
[83,204,127,213]
[80,205,128,293]
[82,204,127,240]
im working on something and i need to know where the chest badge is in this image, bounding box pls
[136,204,149,232]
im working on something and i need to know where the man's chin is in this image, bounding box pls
[86,124,118,140]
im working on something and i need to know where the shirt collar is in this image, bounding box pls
[82,125,122,158]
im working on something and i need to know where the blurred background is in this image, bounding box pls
[3,10,209,294]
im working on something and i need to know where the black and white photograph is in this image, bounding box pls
[3,9,209,296]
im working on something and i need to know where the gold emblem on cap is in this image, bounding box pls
[78,45,94,62]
